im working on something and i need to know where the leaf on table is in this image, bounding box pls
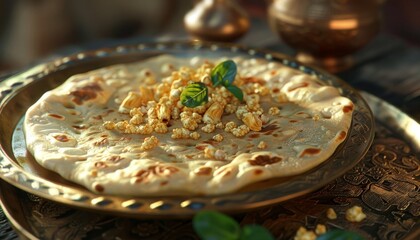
[193,211,240,240]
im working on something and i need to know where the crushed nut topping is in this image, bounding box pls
[326,208,337,220]
[171,128,191,139]
[103,121,115,130]
[346,205,366,222]
[213,134,224,142]
[257,141,267,149]
[315,224,326,235]
[231,125,250,137]
[103,61,277,151]
[204,146,216,159]
[294,227,317,240]
[141,136,159,150]
[268,107,280,116]
[190,131,201,140]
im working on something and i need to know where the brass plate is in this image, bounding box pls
[2,92,416,240]
[0,42,375,218]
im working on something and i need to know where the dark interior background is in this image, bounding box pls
[0,0,419,72]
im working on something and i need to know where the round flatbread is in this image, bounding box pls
[24,55,353,196]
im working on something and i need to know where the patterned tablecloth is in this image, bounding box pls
[0,33,419,239]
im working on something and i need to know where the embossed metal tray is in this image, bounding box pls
[0,42,375,218]
[2,92,417,240]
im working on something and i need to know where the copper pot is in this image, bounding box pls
[184,0,250,42]
[268,0,381,72]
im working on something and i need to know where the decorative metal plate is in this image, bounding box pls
[1,92,417,240]
[0,41,375,218]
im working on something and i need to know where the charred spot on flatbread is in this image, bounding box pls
[133,165,179,184]
[337,131,347,141]
[194,167,213,176]
[108,156,124,162]
[287,82,309,92]
[343,104,354,113]
[299,148,321,158]
[53,134,69,142]
[94,161,108,169]
[70,83,103,105]
[94,183,105,192]
[48,113,65,120]
[248,155,282,166]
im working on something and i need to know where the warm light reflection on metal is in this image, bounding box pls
[122,199,137,208]
[222,25,235,34]
[150,201,165,209]
[91,197,106,205]
[329,19,358,30]
[180,200,191,208]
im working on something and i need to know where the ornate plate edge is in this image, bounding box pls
[0,41,375,217]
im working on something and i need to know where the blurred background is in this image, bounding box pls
[0,0,419,72]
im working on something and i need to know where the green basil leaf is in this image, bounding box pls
[193,211,240,240]
[240,225,274,240]
[211,60,237,87]
[226,85,243,101]
[317,230,365,240]
[180,82,208,108]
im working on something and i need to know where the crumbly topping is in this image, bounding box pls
[326,208,337,220]
[315,224,326,235]
[129,114,144,125]
[257,141,267,149]
[242,112,262,131]
[231,125,250,137]
[104,61,276,151]
[312,114,320,121]
[171,128,191,139]
[268,107,280,116]
[213,134,224,142]
[294,227,316,240]
[202,124,216,133]
[140,136,159,150]
[103,121,115,130]
[154,122,168,134]
[294,225,327,240]
[224,121,237,133]
[345,205,366,222]
[294,206,366,239]
[190,131,201,140]
[204,146,215,159]
[215,122,224,129]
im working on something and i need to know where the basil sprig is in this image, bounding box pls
[193,211,274,240]
[180,60,244,108]
[180,82,208,108]
[193,211,365,240]
[211,60,237,87]
[211,60,243,101]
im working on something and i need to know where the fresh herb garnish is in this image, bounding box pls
[193,211,366,240]
[226,85,243,102]
[193,211,274,240]
[193,211,241,240]
[239,225,274,240]
[180,60,244,108]
[211,60,243,101]
[180,82,208,108]
[211,60,237,87]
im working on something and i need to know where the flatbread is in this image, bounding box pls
[24,55,353,196]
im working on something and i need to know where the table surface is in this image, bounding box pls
[0,14,419,240]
